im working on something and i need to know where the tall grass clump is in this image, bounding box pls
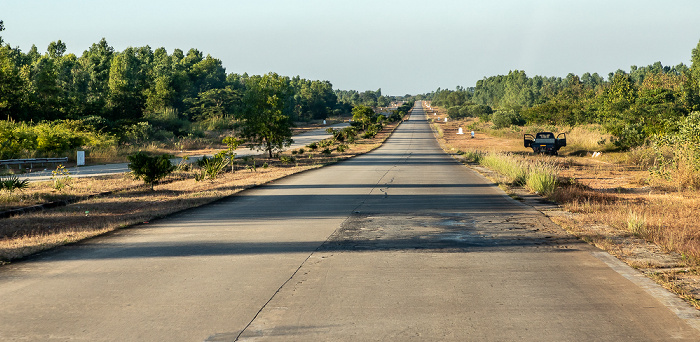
[626,211,647,237]
[474,152,560,195]
[432,123,444,138]
[525,161,559,196]
[480,153,526,185]
[462,149,485,163]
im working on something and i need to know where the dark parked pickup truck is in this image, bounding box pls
[524,132,566,155]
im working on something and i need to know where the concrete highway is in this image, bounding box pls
[1,103,699,341]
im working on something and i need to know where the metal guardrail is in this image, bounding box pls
[0,158,69,169]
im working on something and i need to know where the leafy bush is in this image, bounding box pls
[468,104,493,120]
[362,123,382,139]
[605,120,646,149]
[279,155,295,164]
[127,152,176,189]
[327,127,357,143]
[123,122,154,145]
[143,107,190,135]
[195,155,230,181]
[0,120,113,159]
[636,112,700,189]
[491,110,525,129]
[351,105,378,130]
[447,106,461,118]
[51,164,72,191]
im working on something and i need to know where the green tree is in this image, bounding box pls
[30,55,63,120]
[0,47,31,121]
[107,47,147,121]
[127,152,175,190]
[689,39,700,84]
[238,72,293,158]
[80,38,114,119]
[47,40,67,59]
[351,105,377,130]
[186,87,241,121]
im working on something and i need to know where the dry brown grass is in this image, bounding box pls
[428,105,700,308]
[0,120,400,264]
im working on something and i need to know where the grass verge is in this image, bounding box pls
[428,106,700,309]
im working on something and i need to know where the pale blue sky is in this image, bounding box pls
[2,0,700,95]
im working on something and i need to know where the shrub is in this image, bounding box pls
[127,152,176,190]
[123,122,154,145]
[51,164,72,191]
[469,104,493,120]
[0,175,29,193]
[279,155,295,164]
[491,110,525,129]
[195,154,230,181]
[143,107,190,135]
[362,123,382,139]
[447,106,461,118]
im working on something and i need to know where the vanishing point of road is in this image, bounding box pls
[1,103,699,341]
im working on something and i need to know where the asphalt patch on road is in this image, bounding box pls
[319,211,582,253]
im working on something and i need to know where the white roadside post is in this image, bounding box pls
[77,151,85,166]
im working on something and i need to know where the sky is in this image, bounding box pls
[2,0,700,95]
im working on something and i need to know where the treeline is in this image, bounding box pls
[335,88,409,108]
[0,38,344,125]
[428,41,700,149]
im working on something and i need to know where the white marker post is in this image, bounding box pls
[457,127,464,134]
[77,151,85,166]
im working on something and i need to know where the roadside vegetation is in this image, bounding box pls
[424,69,700,307]
[0,22,412,165]
[0,103,410,263]
[0,21,415,263]
[418,37,700,307]
[429,106,700,306]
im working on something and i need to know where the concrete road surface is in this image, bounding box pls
[22,123,348,182]
[1,103,699,341]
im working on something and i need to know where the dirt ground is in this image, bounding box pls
[427,108,700,309]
